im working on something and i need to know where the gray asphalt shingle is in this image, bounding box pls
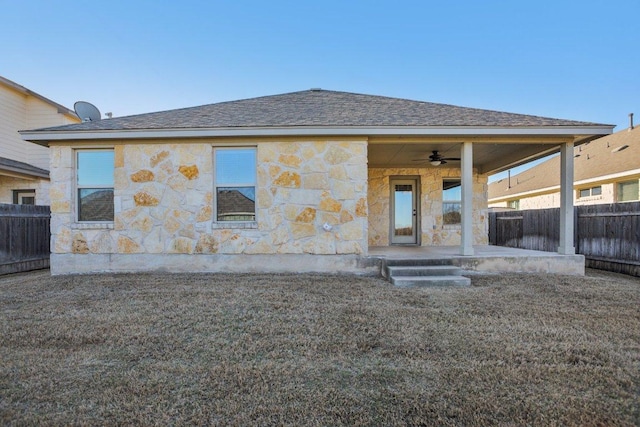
[33,89,606,132]
[0,157,49,177]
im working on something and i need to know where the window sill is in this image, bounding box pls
[71,222,114,230]
[577,195,603,202]
[211,221,257,230]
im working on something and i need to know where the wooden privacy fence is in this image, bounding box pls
[489,202,640,276]
[0,203,50,275]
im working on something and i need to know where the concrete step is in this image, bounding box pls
[387,265,463,277]
[384,258,453,267]
[391,275,471,288]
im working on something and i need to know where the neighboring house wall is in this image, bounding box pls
[0,80,79,204]
[0,177,50,205]
[368,168,488,246]
[0,84,27,162]
[49,140,369,266]
[1,84,76,169]
[489,180,636,209]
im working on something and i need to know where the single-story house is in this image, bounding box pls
[21,89,613,275]
[0,75,80,205]
[489,120,639,209]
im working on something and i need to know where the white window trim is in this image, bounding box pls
[213,146,257,227]
[74,148,114,224]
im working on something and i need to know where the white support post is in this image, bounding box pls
[558,141,576,255]
[460,141,474,256]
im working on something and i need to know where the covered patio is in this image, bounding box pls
[367,132,612,258]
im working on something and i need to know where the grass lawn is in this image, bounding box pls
[1,269,639,426]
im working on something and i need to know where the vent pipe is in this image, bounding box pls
[630,113,634,130]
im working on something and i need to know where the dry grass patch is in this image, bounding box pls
[1,269,639,425]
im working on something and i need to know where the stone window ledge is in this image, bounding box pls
[442,224,461,230]
[71,223,114,230]
[211,221,258,230]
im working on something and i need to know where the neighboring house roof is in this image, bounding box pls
[217,189,255,216]
[0,157,49,179]
[31,89,605,132]
[79,190,114,221]
[0,75,77,118]
[489,125,640,200]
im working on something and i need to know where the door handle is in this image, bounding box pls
[413,209,417,216]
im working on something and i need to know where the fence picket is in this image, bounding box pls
[0,204,51,275]
[489,202,640,276]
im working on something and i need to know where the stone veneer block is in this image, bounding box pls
[49,140,369,265]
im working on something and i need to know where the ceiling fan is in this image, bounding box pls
[413,150,461,166]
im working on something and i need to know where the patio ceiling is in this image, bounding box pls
[367,139,589,175]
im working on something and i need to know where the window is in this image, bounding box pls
[617,180,639,202]
[76,150,114,222]
[13,190,35,205]
[508,199,520,210]
[214,148,256,222]
[578,186,602,198]
[442,179,461,225]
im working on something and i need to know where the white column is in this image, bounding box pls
[558,141,576,255]
[460,141,474,256]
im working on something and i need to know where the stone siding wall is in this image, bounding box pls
[368,168,488,246]
[49,140,368,258]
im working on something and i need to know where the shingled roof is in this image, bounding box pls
[33,89,606,132]
[489,125,640,200]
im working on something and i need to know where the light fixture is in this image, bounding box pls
[430,160,442,166]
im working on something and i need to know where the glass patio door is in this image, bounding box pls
[390,178,418,244]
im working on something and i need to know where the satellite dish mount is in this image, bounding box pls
[74,101,101,122]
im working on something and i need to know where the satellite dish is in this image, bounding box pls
[74,101,101,122]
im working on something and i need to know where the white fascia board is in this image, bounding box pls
[0,167,49,180]
[21,125,614,144]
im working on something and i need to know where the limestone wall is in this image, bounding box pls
[368,168,488,246]
[49,140,369,258]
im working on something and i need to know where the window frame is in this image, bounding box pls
[74,149,115,223]
[212,146,257,224]
[442,179,462,226]
[13,189,36,205]
[577,185,602,199]
[617,179,640,202]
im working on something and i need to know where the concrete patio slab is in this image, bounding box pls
[368,245,585,276]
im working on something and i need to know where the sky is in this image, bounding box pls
[2,1,638,181]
